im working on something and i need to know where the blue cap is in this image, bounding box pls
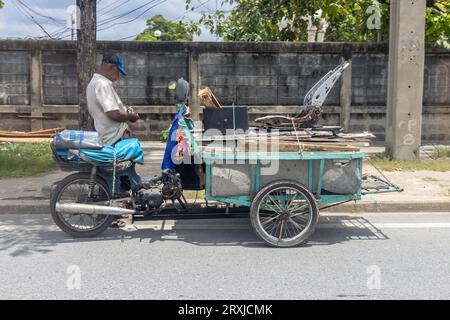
[116,55,127,76]
[102,53,127,76]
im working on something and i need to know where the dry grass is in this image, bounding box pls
[369,153,450,172]
[433,147,450,159]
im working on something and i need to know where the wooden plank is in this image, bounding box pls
[0,127,64,138]
[240,140,360,152]
[0,133,55,138]
[28,127,64,135]
[0,137,53,143]
[17,115,57,120]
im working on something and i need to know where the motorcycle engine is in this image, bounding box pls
[135,188,164,211]
[134,170,183,212]
[161,170,183,200]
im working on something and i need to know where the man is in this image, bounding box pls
[87,53,139,146]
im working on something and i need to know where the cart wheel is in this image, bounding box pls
[250,180,319,247]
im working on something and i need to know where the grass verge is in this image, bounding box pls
[0,142,57,178]
[433,147,450,159]
[369,153,450,172]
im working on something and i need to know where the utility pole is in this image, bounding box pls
[386,0,426,160]
[76,0,96,131]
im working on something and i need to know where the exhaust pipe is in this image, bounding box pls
[55,202,136,216]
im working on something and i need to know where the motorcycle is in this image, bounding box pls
[50,79,194,238]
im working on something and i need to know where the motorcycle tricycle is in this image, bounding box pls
[50,57,401,247]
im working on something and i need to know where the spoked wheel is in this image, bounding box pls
[250,180,319,247]
[50,172,114,238]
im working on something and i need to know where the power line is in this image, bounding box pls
[170,0,213,22]
[98,0,122,13]
[29,0,66,25]
[52,0,136,39]
[17,0,66,26]
[52,0,147,40]
[199,0,213,13]
[97,0,167,32]
[13,0,169,40]
[55,0,166,39]
[117,0,213,41]
[98,0,130,17]
[97,0,160,28]
[50,25,70,38]
[14,0,88,40]
[13,0,54,39]
[52,27,72,40]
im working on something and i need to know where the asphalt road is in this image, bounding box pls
[0,212,449,300]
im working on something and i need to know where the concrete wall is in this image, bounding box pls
[0,51,30,105]
[0,40,448,141]
[199,53,341,106]
[40,51,189,106]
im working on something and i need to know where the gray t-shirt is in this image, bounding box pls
[86,73,128,145]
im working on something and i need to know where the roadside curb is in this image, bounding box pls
[0,199,449,215]
[0,200,50,214]
[320,200,450,213]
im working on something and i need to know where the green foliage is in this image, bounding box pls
[0,143,57,178]
[0,1,4,9]
[425,1,450,47]
[188,0,449,44]
[161,128,170,142]
[135,14,199,41]
[323,1,390,42]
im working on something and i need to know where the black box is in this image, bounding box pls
[203,106,248,135]
[175,162,205,191]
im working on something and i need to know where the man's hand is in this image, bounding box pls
[126,106,139,123]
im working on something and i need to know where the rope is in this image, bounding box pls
[193,190,199,205]
[232,103,236,153]
[366,156,397,189]
[291,118,304,154]
[77,131,84,162]
[110,150,117,205]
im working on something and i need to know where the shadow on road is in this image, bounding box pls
[0,214,389,257]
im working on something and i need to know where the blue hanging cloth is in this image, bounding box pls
[161,105,186,170]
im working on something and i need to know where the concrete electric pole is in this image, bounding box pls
[386,0,427,160]
[76,0,96,131]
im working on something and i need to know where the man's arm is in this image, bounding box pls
[106,108,139,123]
[95,84,139,123]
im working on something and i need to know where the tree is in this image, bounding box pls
[136,14,199,41]
[0,1,4,9]
[188,0,449,44]
[77,0,97,130]
[425,0,450,46]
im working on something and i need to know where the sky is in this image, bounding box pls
[0,0,230,41]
